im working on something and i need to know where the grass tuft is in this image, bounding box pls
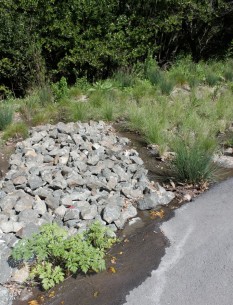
[171,138,217,184]
[0,104,14,130]
[3,122,29,141]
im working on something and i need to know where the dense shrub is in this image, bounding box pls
[0,0,232,95]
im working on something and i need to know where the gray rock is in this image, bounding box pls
[18,210,39,224]
[87,154,99,166]
[12,175,27,186]
[0,286,12,305]
[54,205,67,217]
[103,204,121,224]
[0,221,24,233]
[70,190,91,201]
[45,195,59,210]
[64,208,80,221]
[81,204,98,220]
[16,222,39,239]
[28,176,44,190]
[33,195,47,215]
[0,194,18,211]
[11,265,29,284]
[137,184,175,210]
[0,260,13,285]
[15,194,34,212]
[50,172,67,190]
[114,204,137,229]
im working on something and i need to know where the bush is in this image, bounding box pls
[0,104,13,130]
[11,222,116,290]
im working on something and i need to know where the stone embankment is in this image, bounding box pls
[0,121,174,303]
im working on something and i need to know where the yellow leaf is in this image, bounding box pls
[28,300,39,305]
[93,291,99,298]
[111,256,117,264]
[49,291,55,298]
[118,251,123,255]
[108,266,117,274]
[150,209,165,219]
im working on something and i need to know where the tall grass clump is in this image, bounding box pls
[171,137,217,184]
[0,104,14,130]
[69,102,90,122]
[113,71,136,88]
[205,70,220,86]
[3,122,29,141]
[159,77,174,95]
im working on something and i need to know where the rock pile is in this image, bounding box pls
[0,121,174,297]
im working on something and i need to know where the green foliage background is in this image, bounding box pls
[1,0,233,94]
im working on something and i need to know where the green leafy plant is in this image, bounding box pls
[30,262,65,290]
[11,222,116,290]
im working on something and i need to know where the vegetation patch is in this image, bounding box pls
[10,222,117,290]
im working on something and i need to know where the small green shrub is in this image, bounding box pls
[0,104,13,130]
[52,77,68,102]
[11,222,116,290]
[3,122,28,140]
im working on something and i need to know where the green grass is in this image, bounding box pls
[2,57,233,184]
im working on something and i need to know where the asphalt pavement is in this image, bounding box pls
[124,178,233,305]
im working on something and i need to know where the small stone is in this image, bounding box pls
[183,194,192,202]
[28,176,44,190]
[54,205,67,217]
[33,195,47,215]
[18,210,39,224]
[11,265,29,283]
[0,285,13,305]
[81,204,98,220]
[64,208,80,221]
[16,222,39,239]
[103,204,121,224]
[12,176,27,186]
[45,195,59,210]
